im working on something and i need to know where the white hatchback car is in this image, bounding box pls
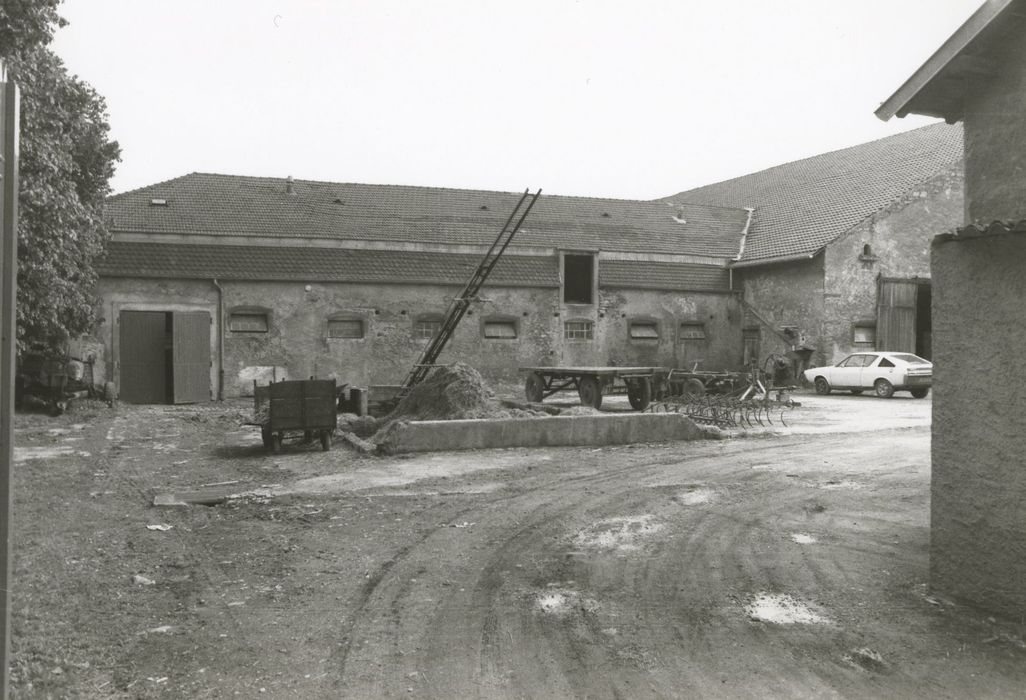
[802,351,932,398]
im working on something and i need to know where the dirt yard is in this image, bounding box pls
[9,392,1026,698]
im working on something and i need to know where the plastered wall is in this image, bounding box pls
[931,233,1026,617]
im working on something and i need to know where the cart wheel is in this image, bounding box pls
[682,378,705,399]
[627,379,652,411]
[577,376,603,410]
[320,430,332,451]
[271,433,283,454]
[524,372,545,403]
[261,424,272,449]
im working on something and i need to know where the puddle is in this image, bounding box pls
[818,480,862,490]
[790,533,817,544]
[573,515,664,552]
[537,591,572,616]
[675,488,716,505]
[14,446,91,462]
[745,593,828,624]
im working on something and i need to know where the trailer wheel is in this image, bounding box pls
[261,424,272,449]
[271,433,283,454]
[682,378,705,399]
[627,379,652,411]
[524,372,545,403]
[578,376,603,410]
[320,430,332,451]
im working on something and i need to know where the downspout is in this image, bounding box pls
[212,278,224,401]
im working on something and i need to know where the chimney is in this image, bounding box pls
[285,175,295,195]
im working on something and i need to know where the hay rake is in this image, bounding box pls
[646,393,797,428]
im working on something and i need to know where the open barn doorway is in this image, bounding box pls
[119,310,211,404]
[876,277,931,359]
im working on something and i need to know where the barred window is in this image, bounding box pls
[564,320,594,340]
[229,312,268,333]
[484,320,517,339]
[413,316,442,340]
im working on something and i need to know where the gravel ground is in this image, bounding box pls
[8,392,1026,698]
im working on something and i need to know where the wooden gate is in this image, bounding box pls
[876,278,918,353]
[119,311,168,404]
[172,311,211,404]
[120,310,210,404]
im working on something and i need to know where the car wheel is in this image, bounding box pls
[850,389,863,395]
[874,378,894,398]
[910,388,930,399]
[814,377,830,395]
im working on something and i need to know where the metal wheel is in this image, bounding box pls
[320,430,332,451]
[814,377,830,395]
[874,378,894,398]
[261,424,272,448]
[627,379,652,411]
[910,388,930,399]
[682,378,706,399]
[577,375,603,410]
[271,433,283,454]
[524,372,545,403]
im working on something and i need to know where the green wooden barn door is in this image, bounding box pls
[172,311,211,404]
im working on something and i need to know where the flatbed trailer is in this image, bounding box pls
[519,366,670,411]
[248,379,338,453]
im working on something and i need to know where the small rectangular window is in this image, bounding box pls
[564,320,594,340]
[853,324,876,346]
[327,319,364,338]
[484,320,517,339]
[679,323,706,340]
[629,321,659,339]
[229,313,268,333]
[413,318,441,340]
[563,254,594,304]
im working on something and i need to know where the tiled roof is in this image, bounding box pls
[98,242,560,287]
[106,174,748,259]
[662,122,963,264]
[599,260,729,291]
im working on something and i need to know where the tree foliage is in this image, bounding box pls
[1,0,120,356]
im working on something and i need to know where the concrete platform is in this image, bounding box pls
[377,412,716,453]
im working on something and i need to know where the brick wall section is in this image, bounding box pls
[964,42,1026,223]
[931,233,1026,617]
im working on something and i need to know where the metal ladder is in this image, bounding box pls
[396,188,542,398]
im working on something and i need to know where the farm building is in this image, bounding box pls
[96,174,751,402]
[877,0,1026,618]
[664,122,964,369]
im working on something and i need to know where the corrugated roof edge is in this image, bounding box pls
[934,219,1026,244]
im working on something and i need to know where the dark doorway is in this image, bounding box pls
[916,283,932,360]
[119,310,210,404]
[563,254,594,304]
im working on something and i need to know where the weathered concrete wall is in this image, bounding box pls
[931,233,1026,617]
[964,43,1026,223]
[97,277,740,399]
[822,165,963,361]
[738,256,824,366]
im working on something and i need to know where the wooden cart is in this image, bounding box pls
[252,379,337,453]
[519,366,670,411]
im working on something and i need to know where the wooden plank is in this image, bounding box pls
[172,311,211,404]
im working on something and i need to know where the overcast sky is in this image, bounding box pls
[51,0,980,200]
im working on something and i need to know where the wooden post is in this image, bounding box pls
[0,67,20,700]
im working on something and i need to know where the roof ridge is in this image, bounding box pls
[108,172,201,200]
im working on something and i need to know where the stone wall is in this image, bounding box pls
[97,277,740,399]
[964,42,1026,223]
[931,232,1026,617]
[738,256,825,366]
[822,164,963,361]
